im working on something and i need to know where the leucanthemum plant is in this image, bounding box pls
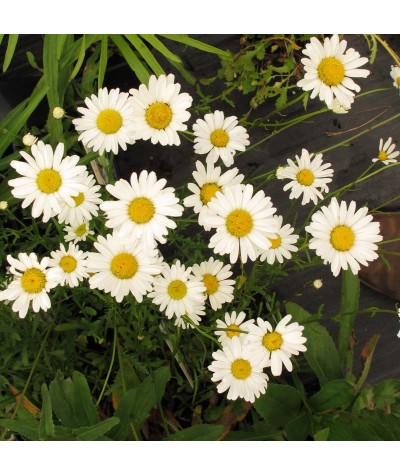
[1,33,400,444]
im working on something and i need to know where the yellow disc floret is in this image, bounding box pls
[210,129,229,148]
[36,169,62,194]
[128,197,155,224]
[226,324,241,339]
[21,268,46,294]
[318,57,345,86]
[330,225,355,251]
[262,331,283,351]
[226,209,253,237]
[145,102,172,130]
[59,256,77,273]
[202,274,219,295]
[296,169,315,186]
[269,235,282,249]
[75,223,88,237]
[231,358,251,380]
[96,109,123,134]
[200,183,221,205]
[378,151,388,161]
[72,193,85,207]
[110,253,138,279]
[167,279,187,300]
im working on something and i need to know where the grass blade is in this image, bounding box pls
[125,34,164,76]
[69,34,86,81]
[98,35,108,89]
[160,34,230,58]
[110,34,150,84]
[2,34,19,72]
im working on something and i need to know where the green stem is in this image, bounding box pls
[374,34,400,66]
[96,310,117,406]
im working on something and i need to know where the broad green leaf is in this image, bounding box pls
[49,373,78,428]
[111,360,140,410]
[373,379,400,411]
[111,34,150,84]
[285,411,311,441]
[3,34,19,72]
[108,389,136,441]
[98,35,108,89]
[337,269,360,369]
[160,34,230,58]
[223,421,283,441]
[313,427,330,441]
[73,417,120,441]
[0,78,48,159]
[308,379,354,412]
[166,424,225,441]
[254,383,303,428]
[73,371,100,427]
[0,419,39,440]
[287,302,342,386]
[125,34,164,76]
[39,384,54,440]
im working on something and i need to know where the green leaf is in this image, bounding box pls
[308,379,354,412]
[166,424,225,441]
[254,383,303,428]
[69,34,86,81]
[73,371,100,427]
[108,389,136,441]
[49,373,78,428]
[287,302,342,386]
[111,34,150,84]
[39,384,54,440]
[160,34,230,58]
[374,380,400,411]
[125,34,164,77]
[285,411,311,441]
[98,35,108,89]
[337,269,360,369]
[26,51,42,72]
[3,34,19,72]
[354,334,380,393]
[73,417,120,441]
[0,419,39,440]
[140,35,182,63]
[313,427,330,441]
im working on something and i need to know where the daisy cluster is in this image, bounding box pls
[1,34,397,404]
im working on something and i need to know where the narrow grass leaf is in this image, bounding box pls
[125,34,164,76]
[111,34,150,84]
[160,34,230,58]
[3,34,19,72]
[69,35,86,81]
[98,35,108,89]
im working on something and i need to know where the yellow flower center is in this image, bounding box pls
[59,255,77,273]
[330,225,355,251]
[296,169,314,186]
[226,323,241,339]
[262,331,283,351]
[231,358,251,380]
[378,151,388,161]
[200,183,221,205]
[145,102,172,130]
[210,129,229,148]
[36,169,62,194]
[21,268,46,294]
[269,234,282,249]
[226,209,253,238]
[96,109,123,134]
[72,192,85,207]
[202,274,219,295]
[396,77,400,87]
[110,253,138,279]
[75,223,88,237]
[317,57,345,86]
[167,279,187,300]
[128,197,155,224]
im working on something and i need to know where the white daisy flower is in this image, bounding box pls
[390,65,400,92]
[148,260,206,320]
[297,34,370,108]
[129,74,192,146]
[183,160,244,231]
[215,311,255,347]
[48,243,89,288]
[0,253,61,318]
[258,215,299,265]
[247,315,307,377]
[87,231,162,303]
[22,133,38,147]
[73,87,135,155]
[204,184,278,264]
[192,110,250,167]
[279,148,334,205]
[57,171,103,226]
[100,170,183,247]
[9,141,87,223]
[191,257,236,310]
[372,137,399,165]
[64,221,94,243]
[330,98,351,114]
[208,336,269,403]
[305,197,383,277]
[174,303,206,330]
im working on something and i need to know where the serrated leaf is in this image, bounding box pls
[73,371,100,427]
[254,383,303,428]
[166,424,225,441]
[309,379,354,412]
[286,302,342,386]
[49,373,78,428]
[73,417,120,441]
[0,419,39,440]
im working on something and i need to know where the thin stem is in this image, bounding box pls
[374,34,400,66]
[96,310,117,407]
